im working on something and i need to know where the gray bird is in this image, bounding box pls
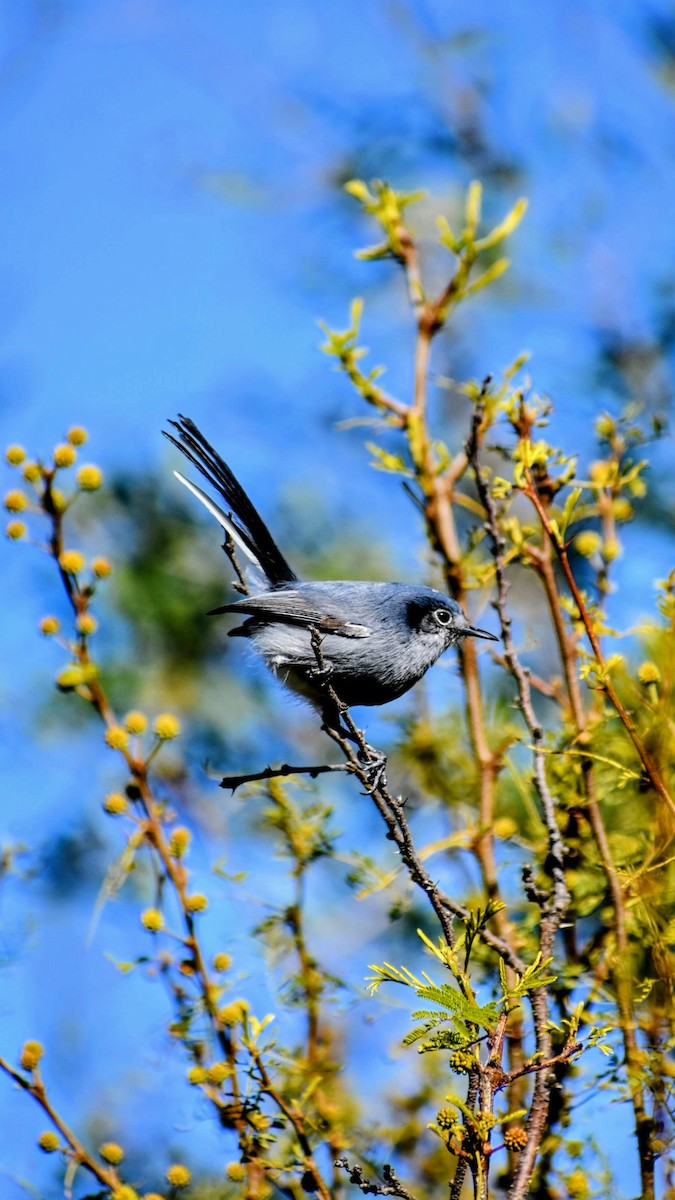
[164,416,497,714]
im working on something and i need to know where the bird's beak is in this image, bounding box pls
[464,624,499,642]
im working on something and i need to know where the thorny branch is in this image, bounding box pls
[305,628,526,973]
[524,471,675,817]
[0,1056,121,1195]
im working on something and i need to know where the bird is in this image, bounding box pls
[164,415,498,717]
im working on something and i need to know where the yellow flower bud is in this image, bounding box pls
[612,497,633,522]
[4,489,28,512]
[493,817,517,840]
[589,460,612,487]
[105,725,129,751]
[594,414,615,440]
[50,488,66,512]
[124,710,147,735]
[100,1142,125,1164]
[22,461,41,483]
[142,1194,166,1200]
[637,662,661,686]
[77,464,103,491]
[213,952,232,973]
[20,1040,44,1071]
[218,1000,248,1027]
[602,537,621,562]
[59,549,85,574]
[187,1065,208,1085]
[206,1061,232,1085]
[76,613,97,636]
[226,1162,246,1182]
[38,1131,59,1152]
[67,426,88,446]
[185,893,207,913]
[92,556,112,578]
[54,443,76,468]
[6,520,26,540]
[154,713,181,740]
[574,531,601,558]
[111,1188,139,1200]
[169,827,191,858]
[40,616,60,636]
[141,908,164,933]
[5,445,26,465]
[166,1164,191,1189]
[103,793,128,816]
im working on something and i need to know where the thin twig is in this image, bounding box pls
[220,762,351,791]
[0,1057,121,1194]
[525,473,675,817]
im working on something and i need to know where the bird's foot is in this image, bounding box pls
[357,744,388,792]
[307,661,334,686]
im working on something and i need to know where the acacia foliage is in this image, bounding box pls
[2,181,674,1200]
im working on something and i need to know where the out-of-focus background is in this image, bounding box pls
[2,2,674,1196]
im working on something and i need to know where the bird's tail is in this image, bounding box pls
[163,415,297,589]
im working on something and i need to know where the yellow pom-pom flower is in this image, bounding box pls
[67,426,88,446]
[187,1065,208,1085]
[4,489,28,512]
[20,1040,44,1071]
[226,1162,247,1182]
[213,952,232,973]
[92,556,112,578]
[38,1131,59,1153]
[76,613,97,636]
[54,443,76,468]
[154,713,181,741]
[100,1142,125,1164]
[59,549,85,575]
[111,1188,139,1200]
[105,726,129,751]
[166,1164,191,1189]
[141,908,164,933]
[124,710,147,735]
[22,461,41,483]
[206,1061,231,1085]
[602,536,621,562]
[77,464,103,491]
[574,531,601,558]
[169,827,191,858]
[50,488,67,512]
[5,445,26,466]
[6,520,26,540]
[185,893,207,913]
[40,616,60,636]
[218,1000,248,1027]
[637,661,661,686]
[103,793,128,816]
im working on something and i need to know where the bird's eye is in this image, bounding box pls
[433,608,452,626]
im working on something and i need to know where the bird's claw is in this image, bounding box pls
[357,744,388,792]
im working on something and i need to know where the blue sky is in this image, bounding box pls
[2,1,674,1195]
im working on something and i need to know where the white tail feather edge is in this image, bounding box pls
[173,471,266,585]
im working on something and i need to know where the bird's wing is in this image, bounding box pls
[210,591,373,638]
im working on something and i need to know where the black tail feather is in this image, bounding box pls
[163,415,297,586]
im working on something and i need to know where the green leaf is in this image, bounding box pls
[474,198,528,251]
[465,180,482,236]
[464,256,510,298]
[559,486,583,537]
[365,442,413,476]
[344,179,372,204]
[437,214,459,253]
